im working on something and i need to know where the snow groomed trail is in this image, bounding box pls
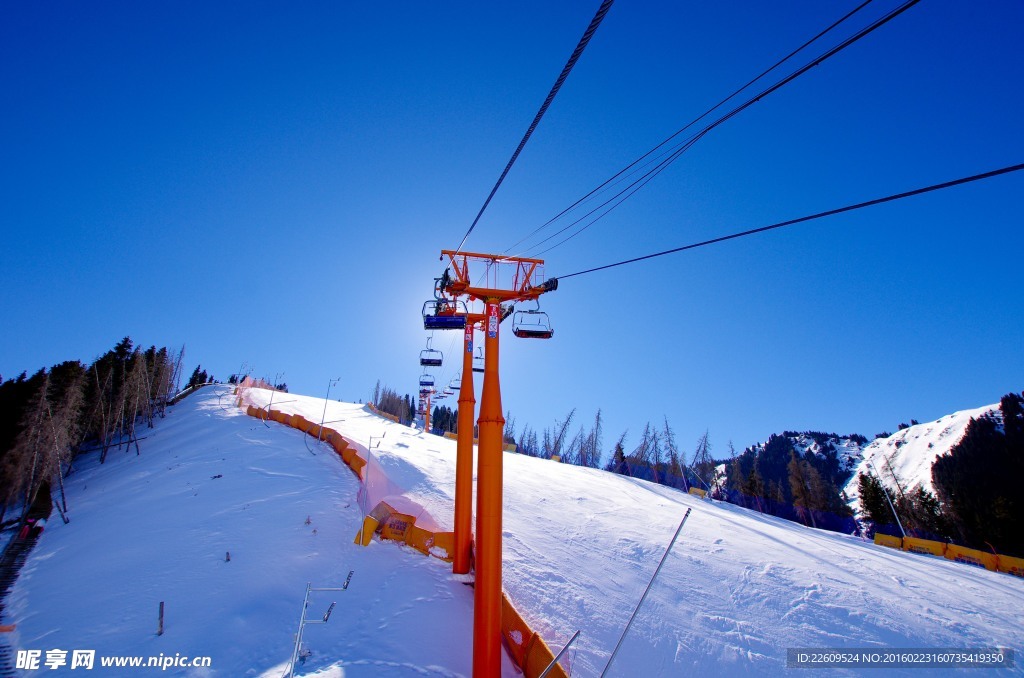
[5,385,1024,676]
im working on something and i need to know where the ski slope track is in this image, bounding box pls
[5,386,1022,676]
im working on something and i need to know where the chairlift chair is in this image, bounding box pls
[419,373,435,388]
[419,337,443,367]
[512,303,554,339]
[422,299,468,331]
[449,373,461,390]
[472,347,485,373]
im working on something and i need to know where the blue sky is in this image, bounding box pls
[2,1,1022,461]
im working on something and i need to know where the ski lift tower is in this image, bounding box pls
[454,312,486,576]
[437,250,557,677]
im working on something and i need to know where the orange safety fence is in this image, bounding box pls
[367,403,401,423]
[501,593,570,678]
[235,389,454,562]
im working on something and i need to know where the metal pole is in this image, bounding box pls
[268,372,283,413]
[319,378,340,443]
[866,458,906,538]
[473,300,504,677]
[287,583,312,678]
[601,508,691,678]
[539,630,580,678]
[424,389,431,434]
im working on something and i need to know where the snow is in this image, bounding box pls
[844,404,998,513]
[6,386,1023,677]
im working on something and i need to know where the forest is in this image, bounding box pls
[0,338,203,527]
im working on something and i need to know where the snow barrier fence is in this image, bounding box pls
[873,533,1024,577]
[501,593,569,678]
[235,389,455,561]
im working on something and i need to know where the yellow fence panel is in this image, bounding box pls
[998,554,1024,578]
[353,516,379,546]
[902,537,946,557]
[501,593,569,678]
[688,487,707,499]
[945,544,998,571]
[873,533,903,549]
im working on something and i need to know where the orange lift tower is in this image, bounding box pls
[438,250,556,677]
[422,294,480,575]
[456,313,485,575]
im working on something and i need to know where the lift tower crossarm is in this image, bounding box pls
[441,250,554,303]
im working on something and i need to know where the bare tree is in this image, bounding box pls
[662,416,687,490]
[691,430,714,490]
[579,409,603,468]
[548,408,576,460]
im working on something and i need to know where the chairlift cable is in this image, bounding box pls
[554,163,1024,281]
[513,0,921,258]
[504,0,875,256]
[451,0,615,257]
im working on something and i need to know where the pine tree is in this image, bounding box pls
[933,396,1024,556]
[857,472,897,534]
[605,430,628,475]
[788,452,817,528]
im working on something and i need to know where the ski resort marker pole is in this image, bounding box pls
[601,508,692,678]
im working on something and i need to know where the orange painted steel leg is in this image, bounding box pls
[454,322,476,574]
[424,391,431,434]
[473,301,505,677]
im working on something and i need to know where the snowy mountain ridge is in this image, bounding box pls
[843,403,999,513]
[743,430,868,477]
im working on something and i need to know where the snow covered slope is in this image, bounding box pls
[7,387,1023,677]
[6,386,494,677]
[843,404,999,513]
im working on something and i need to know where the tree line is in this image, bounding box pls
[371,381,415,425]
[720,432,858,533]
[0,337,189,526]
[370,376,1021,552]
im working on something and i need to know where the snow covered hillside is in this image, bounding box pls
[6,386,1023,677]
[843,404,999,513]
